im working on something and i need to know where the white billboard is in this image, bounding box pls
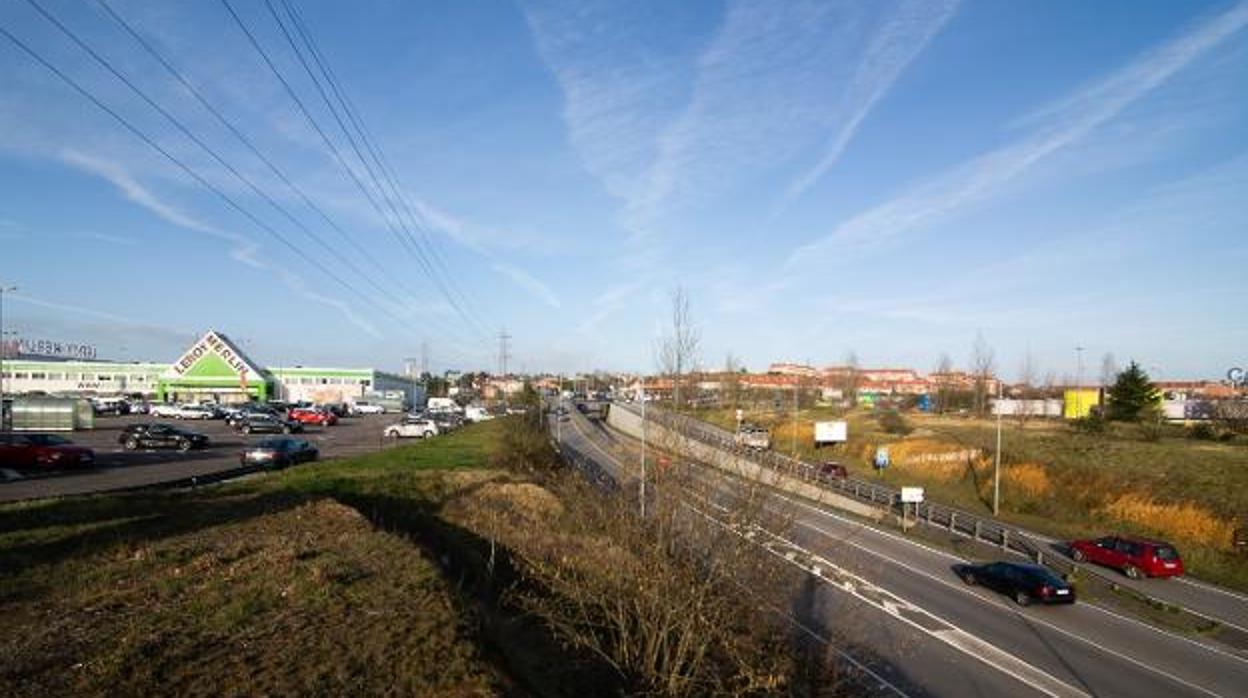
[814,420,848,445]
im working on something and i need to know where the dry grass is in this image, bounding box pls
[1004,463,1054,498]
[1099,494,1237,550]
[0,497,502,697]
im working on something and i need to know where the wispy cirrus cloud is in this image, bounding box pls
[492,262,561,309]
[59,148,387,338]
[790,0,1248,267]
[526,1,956,238]
[77,231,138,246]
[777,0,960,212]
[59,148,265,268]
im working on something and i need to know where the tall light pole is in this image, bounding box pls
[792,377,799,458]
[1075,345,1086,416]
[0,285,15,430]
[993,379,1002,516]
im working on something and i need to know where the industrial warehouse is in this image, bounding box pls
[0,330,419,407]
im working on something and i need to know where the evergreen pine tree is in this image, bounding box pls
[1107,361,1160,422]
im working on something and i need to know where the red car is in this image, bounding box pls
[1068,535,1184,579]
[819,461,849,480]
[288,408,336,426]
[0,432,96,470]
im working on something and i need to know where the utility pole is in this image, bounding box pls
[993,379,1002,516]
[1075,345,1086,416]
[792,377,799,458]
[420,341,429,378]
[497,330,512,377]
[0,284,14,430]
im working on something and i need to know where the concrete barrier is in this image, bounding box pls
[608,406,884,521]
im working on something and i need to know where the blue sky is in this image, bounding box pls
[1,0,1245,380]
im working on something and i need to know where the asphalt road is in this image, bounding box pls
[556,402,1248,698]
[0,412,406,502]
[647,403,1248,635]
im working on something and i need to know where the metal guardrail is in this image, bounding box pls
[619,402,1065,573]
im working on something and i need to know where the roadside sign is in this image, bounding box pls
[814,420,848,446]
[900,487,925,503]
[874,446,890,469]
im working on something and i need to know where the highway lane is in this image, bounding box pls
[552,405,1057,697]
[570,406,1248,697]
[627,403,1248,635]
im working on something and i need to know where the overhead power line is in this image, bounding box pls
[0,12,479,362]
[86,0,480,352]
[218,0,490,344]
[276,0,495,337]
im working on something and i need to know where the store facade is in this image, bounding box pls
[2,330,419,408]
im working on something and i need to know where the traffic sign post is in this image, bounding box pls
[900,487,924,531]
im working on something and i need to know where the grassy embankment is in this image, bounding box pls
[2,416,827,697]
[697,406,1248,592]
[0,420,589,697]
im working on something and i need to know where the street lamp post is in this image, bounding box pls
[0,285,15,430]
[993,379,1002,516]
[640,379,647,519]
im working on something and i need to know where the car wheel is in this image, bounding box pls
[282,426,292,434]
[1014,590,1032,607]
[1124,565,1141,580]
[124,437,139,451]
[178,439,191,453]
[242,426,251,434]
[1071,549,1086,562]
[424,431,434,439]
[961,572,976,586]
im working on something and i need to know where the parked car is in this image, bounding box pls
[384,417,439,439]
[119,424,209,452]
[955,561,1076,606]
[429,412,463,432]
[734,424,771,450]
[149,403,181,418]
[819,461,849,480]
[239,437,319,468]
[235,414,302,435]
[320,403,348,418]
[289,407,337,426]
[150,403,215,420]
[226,403,280,427]
[1068,536,1184,579]
[0,432,95,470]
[127,400,151,415]
[351,401,386,415]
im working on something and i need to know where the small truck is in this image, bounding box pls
[734,424,771,450]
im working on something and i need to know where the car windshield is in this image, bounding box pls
[256,439,288,449]
[1153,545,1179,561]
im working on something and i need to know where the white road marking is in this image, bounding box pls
[690,505,1088,698]
[789,516,1229,698]
[774,491,1248,664]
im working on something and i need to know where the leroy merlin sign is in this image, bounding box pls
[170,332,258,378]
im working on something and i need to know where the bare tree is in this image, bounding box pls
[1017,352,1039,427]
[933,353,954,414]
[841,351,861,407]
[971,332,996,418]
[723,353,741,410]
[658,287,700,412]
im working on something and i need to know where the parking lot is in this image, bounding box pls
[0,412,410,502]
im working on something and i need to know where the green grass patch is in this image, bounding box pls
[0,421,514,697]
